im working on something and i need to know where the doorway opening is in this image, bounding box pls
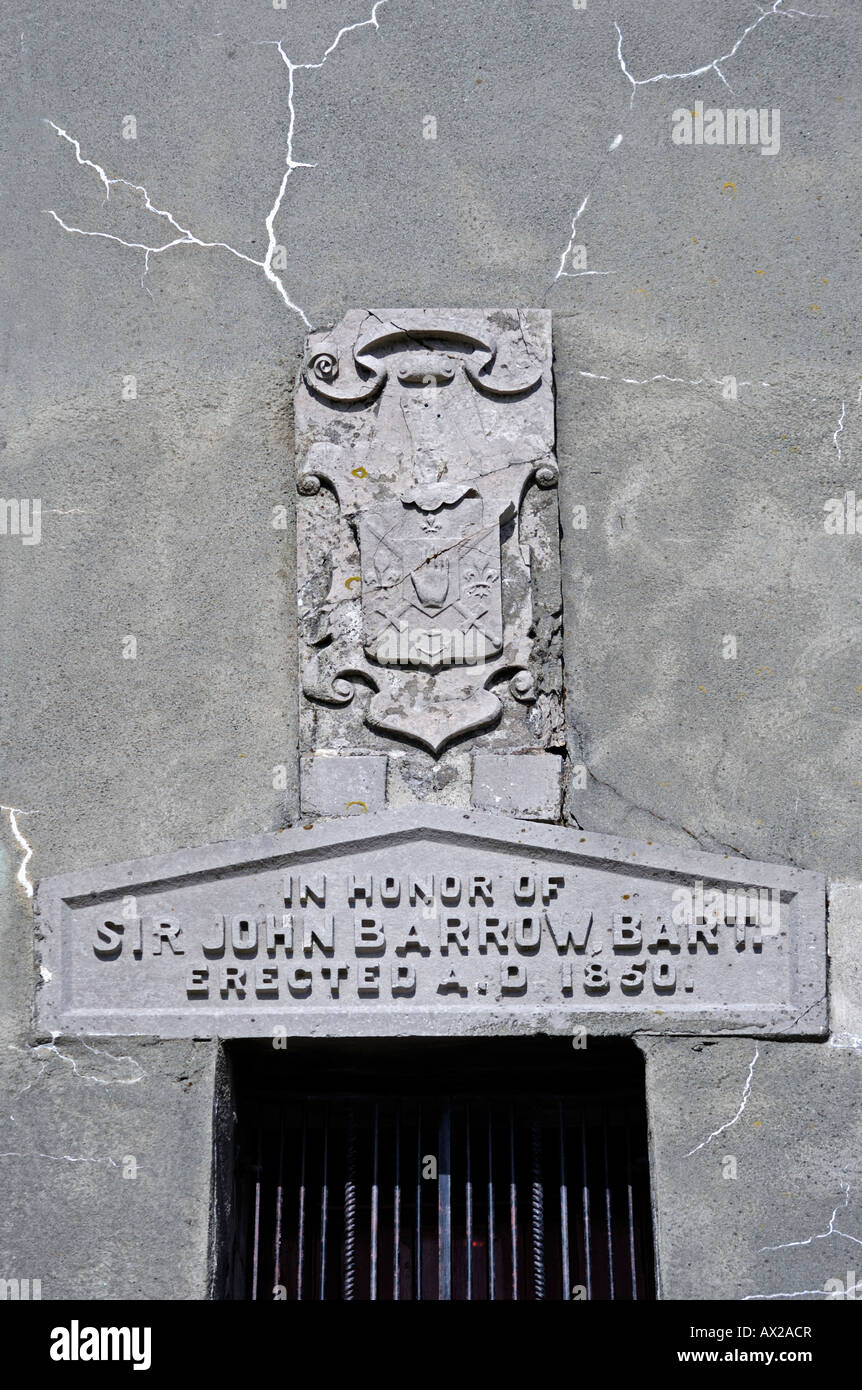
[219,1037,655,1301]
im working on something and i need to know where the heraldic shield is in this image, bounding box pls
[360,498,503,671]
[295,308,562,755]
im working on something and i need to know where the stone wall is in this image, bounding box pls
[2,0,860,1300]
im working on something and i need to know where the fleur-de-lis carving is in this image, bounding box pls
[371,542,400,588]
[463,564,497,598]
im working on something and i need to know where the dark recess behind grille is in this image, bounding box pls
[221,1038,655,1302]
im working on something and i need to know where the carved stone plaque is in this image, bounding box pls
[34,809,826,1039]
[294,309,563,760]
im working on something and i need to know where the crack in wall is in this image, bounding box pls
[758,1184,862,1254]
[684,1045,759,1155]
[0,1148,118,1166]
[551,130,623,289]
[576,369,774,392]
[8,1033,146,1089]
[744,1186,862,1299]
[44,1,391,322]
[578,758,750,859]
[1,804,37,898]
[614,1,824,110]
[832,400,846,464]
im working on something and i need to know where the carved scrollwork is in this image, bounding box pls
[308,350,339,384]
[295,309,559,755]
[534,459,559,489]
[302,312,545,406]
[508,670,537,703]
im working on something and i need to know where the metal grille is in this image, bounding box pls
[227,1043,654,1301]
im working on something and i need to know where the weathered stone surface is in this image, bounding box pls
[35,808,825,1039]
[471,751,563,821]
[386,750,472,808]
[295,309,563,766]
[826,882,862,1044]
[300,752,387,816]
[641,1038,862,1301]
[0,1039,218,1300]
[2,0,857,1306]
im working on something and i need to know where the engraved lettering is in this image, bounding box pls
[468,875,494,905]
[354,915,385,955]
[514,874,535,904]
[380,875,401,906]
[93,921,124,959]
[613,914,642,951]
[348,874,373,906]
[220,966,246,997]
[303,913,334,956]
[584,961,609,993]
[653,961,676,992]
[230,915,258,957]
[394,921,431,955]
[321,963,349,997]
[358,964,380,997]
[542,874,564,904]
[620,961,648,993]
[408,876,434,906]
[546,910,592,953]
[266,913,294,957]
[477,916,508,953]
[186,966,209,998]
[441,915,469,954]
[391,964,416,996]
[255,965,279,997]
[151,916,183,955]
[440,874,461,905]
[202,915,226,958]
[647,918,680,952]
[287,966,312,997]
[501,963,527,995]
[688,921,719,952]
[513,915,541,952]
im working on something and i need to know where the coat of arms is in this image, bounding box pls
[295,310,561,754]
[360,500,502,670]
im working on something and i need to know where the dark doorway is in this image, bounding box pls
[221,1038,655,1301]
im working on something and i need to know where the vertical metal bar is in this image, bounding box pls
[393,1109,401,1301]
[580,1116,592,1301]
[297,1107,307,1300]
[415,1103,422,1302]
[438,1098,452,1300]
[370,1102,379,1301]
[343,1106,357,1301]
[625,1116,638,1301]
[273,1111,284,1296]
[487,1107,496,1301]
[531,1115,545,1300]
[320,1104,329,1301]
[603,1113,615,1300]
[509,1105,519,1301]
[465,1105,473,1302]
[558,1101,570,1302]
[251,1125,262,1302]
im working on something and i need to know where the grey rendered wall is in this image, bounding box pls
[1,0,860,1299]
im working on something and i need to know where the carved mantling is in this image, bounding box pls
[295,309,560,756]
